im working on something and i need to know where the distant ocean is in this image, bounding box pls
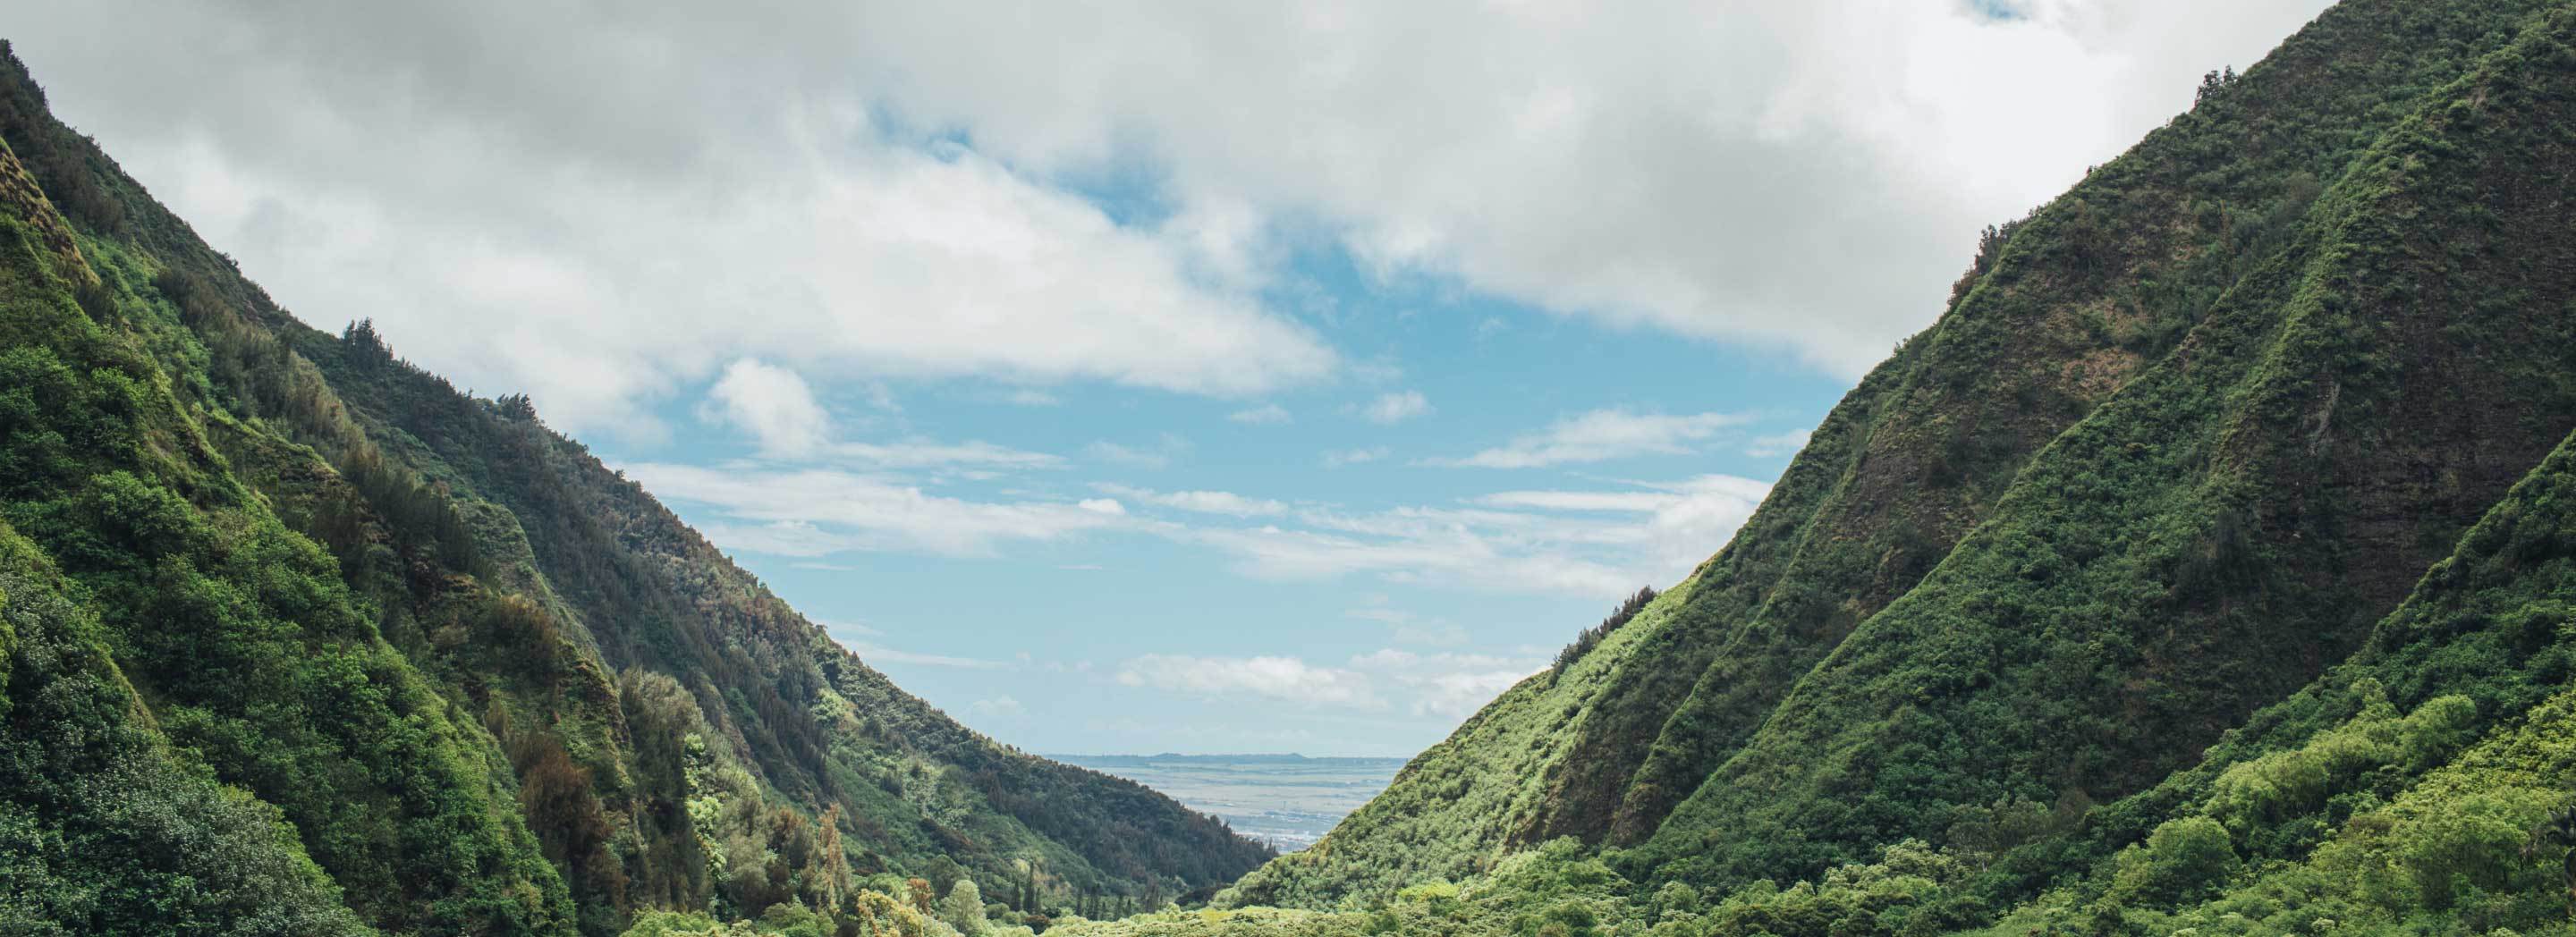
[1051,753,1410,852]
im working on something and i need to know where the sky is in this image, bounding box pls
[9,0,2333,758]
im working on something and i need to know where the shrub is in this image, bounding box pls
[2109,818,2240,907]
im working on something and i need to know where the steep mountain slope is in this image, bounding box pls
[1095,426,2576,934]
[0,43,1267,936]
[0,141,573,935]
[1634,0,2576,890]
[0,158,391,934]
[1230,0,2576,914]
[1973,420,2576,933]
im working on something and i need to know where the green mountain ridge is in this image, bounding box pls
[0,41,1267,937]
[1192,0,2576,933]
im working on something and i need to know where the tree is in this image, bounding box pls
[2388,792,2533,910]
[2529,805,2576,919]
[1552,587,1659,681]
[1013,857,1044,913]
[343,318,393,367]
[2194,66,2238,107]
[942,880,989,936]
[496,393,538,422]
[818,806,850,913]
[923,856,966,900]
[2108,817,2239,907]
[508,729,626,913]
[851,891,936,937]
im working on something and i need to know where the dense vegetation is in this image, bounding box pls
[0,41,1266,936]
[1216,0,2576,933]
[15,0,2576,933]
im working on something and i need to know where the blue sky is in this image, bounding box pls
[13,0,2333,756]
[593,257,1849,756]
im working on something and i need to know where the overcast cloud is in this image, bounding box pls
[11,0,2329,437]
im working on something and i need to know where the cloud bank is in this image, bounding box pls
[11,0,2333,436]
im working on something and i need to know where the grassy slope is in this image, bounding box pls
[1235,0,2576,910]
[1223,578,1706,908]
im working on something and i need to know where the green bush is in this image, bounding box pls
[2109,818,2239,907]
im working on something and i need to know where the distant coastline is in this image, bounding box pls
[1053,753,1411,851]
[1048,752,1411,767]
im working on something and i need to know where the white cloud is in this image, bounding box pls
[1322,446,1391,468]
[619,463,1138,557]
[1476,474,1773,574]
[1345,648,1544,718]
[1088,435,1191,469]
[826,439,1065,470]
[1348,648,1423,670]
[1115,654,1378,706]
[701,359,1065,471]
[1229,403,1293,425]
[1032,646,1538,742]
[7,0,2333,440]
[8,8,1339,440]
[692,519,859,558]
[1346,608,1469,646]
[789,0,2331,377]
[1184,522,1640,597]
[1141,473,1771,596]
[969,696,1027,718]
[1356,390,1432,425]
[812,617,886,638]
[708,359,831,458]
[1095,484,1289,517]
[637,443,1765,598]
[1408,669,1537,718]
[1445,409,1754,468]
[1475,490,1679,512]
[1746,428,1813,458]
[1626,475,1776,573]
[846,642,1013,670]
[1066,474,1773,597]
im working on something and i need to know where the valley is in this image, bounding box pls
[12,1,2576,935]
